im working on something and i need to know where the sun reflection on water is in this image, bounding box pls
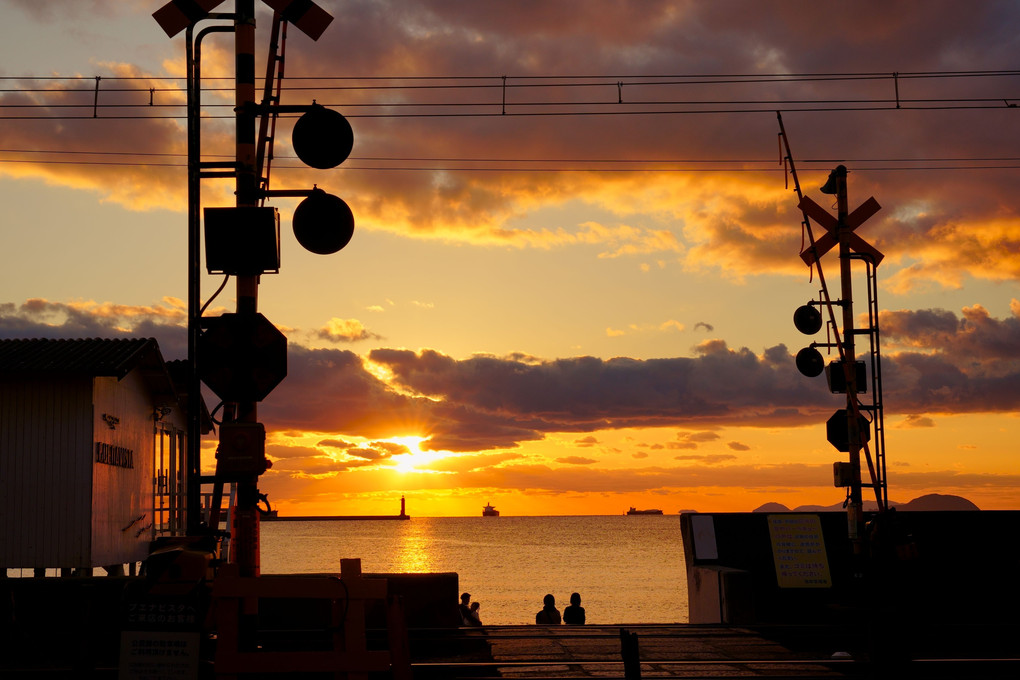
[393,521,435,572]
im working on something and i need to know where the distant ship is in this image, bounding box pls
[482,503,500,517]
[626,507,663,515]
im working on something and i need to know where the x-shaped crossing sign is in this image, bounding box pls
[154,0,332,39]
[798,195,884,266]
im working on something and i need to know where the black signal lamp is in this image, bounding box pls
[292,102,354,169]
[796,346,825,377]
[793,304,822,335]
[293,189,355,254]
[820,164,847,195]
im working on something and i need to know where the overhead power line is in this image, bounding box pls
[2,148,1019,172]
[1,69,1018,120]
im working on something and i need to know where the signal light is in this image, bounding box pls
[293,189,355,254]
[793,304,822,335]
[292,102,354,170]
[796,347,825,377]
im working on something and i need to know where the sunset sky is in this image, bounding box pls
[1,0,1017,517]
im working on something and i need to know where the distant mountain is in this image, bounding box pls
[752,493,978,513]
[753,502,792,513]
[898,493,979,511]
[792,500,890,512]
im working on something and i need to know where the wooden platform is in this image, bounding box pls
[406,623,1020,679]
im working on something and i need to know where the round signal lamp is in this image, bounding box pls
[292,103,354,169]
[793,304,823,335]
[796,346,825,377]
[293,190,355,254]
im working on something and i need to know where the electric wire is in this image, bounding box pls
[1,68,1018,119]
[1,149,1019,173]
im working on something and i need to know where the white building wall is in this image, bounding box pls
[91,373,158,567]
[0,375,93,569]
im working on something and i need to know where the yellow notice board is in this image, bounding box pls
[767,514,832,588]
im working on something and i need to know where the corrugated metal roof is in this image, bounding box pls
[0,338,161,378]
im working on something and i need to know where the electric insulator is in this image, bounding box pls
[292,102,354,169]
[293,189,355,254]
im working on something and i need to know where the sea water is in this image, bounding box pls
[260,515,689,625]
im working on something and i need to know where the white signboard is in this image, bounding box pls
[768,514,832,588]
[119,631,200,680]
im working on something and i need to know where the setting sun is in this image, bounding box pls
[390,436,448,473]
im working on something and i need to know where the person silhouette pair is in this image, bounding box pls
[535,592,585,624]
[459,592,482,626]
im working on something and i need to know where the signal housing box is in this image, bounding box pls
[204,206,281,275]
[825,360,867,394]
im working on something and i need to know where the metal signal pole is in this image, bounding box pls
[830,166,865,552]
[156,0,346,577]
[231,0,262,578]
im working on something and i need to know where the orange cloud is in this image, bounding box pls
[315,317,382,343]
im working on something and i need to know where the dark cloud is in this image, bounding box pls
[317,438,355,449]
[899,415,936,429]
[679,431,722,444]
[368,343,825,434]
[673,454,739,464]
[314,318,383,343]
[420,461,1020,497]
[0,298,188,358]
[4,0,131,21]
[265,443,377,475]
[727,441,751,451]
[3,1,1019,289]
[881,305,1020,363]
[555,456,598,465]
[4,298,1019,452]
[876,305,1020,412]
[269,0,1020,287]
[311,439,415,462]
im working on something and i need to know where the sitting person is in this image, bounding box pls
[468,601,482,626]
[459,592,474,626]
[563,592,585,624]
[535,593,561,624]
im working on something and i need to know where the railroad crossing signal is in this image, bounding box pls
[826,408,871,453]
[154,0,332,40]
[198,312,287,403]
[798,195,884,266]
[153,0,225,37]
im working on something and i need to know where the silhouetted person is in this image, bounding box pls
[563,592,585,624]
[468,601,482,626]
[459,592,474,626]
[535,593,561,624]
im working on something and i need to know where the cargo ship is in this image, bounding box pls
[626,507,663,515]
